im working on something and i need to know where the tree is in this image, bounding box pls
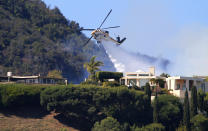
[184,89,191,131]
[190,86,198,118]
[84,56,103,81]
[132,123,165,131]
[47,70,63,78]
[203,93,208,115]
[198,89,205,112]
[191,114,208,131]
[145,83,151,106]
[40,85,152,130]
[92,117,122,131]
[205,77,208,82]
[160,73,170,78]
[141,123,165,131]
[153,92,159,123]
[96,71,123,82]
[155,79,165,88]
[0,0,114,83]
[155,94,183,130]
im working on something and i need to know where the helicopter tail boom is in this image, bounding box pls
[116,36,126,44]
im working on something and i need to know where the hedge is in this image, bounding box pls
[40,84,152,129]
[0,84,52,108]
[96,71,123,82]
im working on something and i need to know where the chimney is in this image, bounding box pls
[149,67,155,76]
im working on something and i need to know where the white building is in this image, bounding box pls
[120,67,165,87]
[120,67,208,98]
[166,76,207,98]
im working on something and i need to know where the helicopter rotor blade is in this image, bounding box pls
[83,36,93,47]
[81,29,95,31]
[98,9,112,29]
[102,26,120,30]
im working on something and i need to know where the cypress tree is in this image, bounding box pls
[145,83,152,106]
[153,92,159,123]
[190,86,197,118]
[184,89,191,131]
[198,89,205,112]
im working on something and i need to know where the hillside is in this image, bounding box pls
[0,0,115,83]
[0,106,78,131]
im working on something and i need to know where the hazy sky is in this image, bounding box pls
[42,0,208,76]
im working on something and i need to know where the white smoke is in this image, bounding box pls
[101,41,169,74]
[106,53,125,72]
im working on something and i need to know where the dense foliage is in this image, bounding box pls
[40,85,152,130]
[190,114,208,131]
[1,83,208,130]
[92,117,122,131]
[0,0,115,82]
[96,71,123,82]
[204,92,208,114]
[184,89,191,131]
[133,123,165,131]
[102,81,120,87]
[153,94,183,131]
[144,83,151,107]
[190,86,198,118]
[198,89,205,112]
[47,69,63,78]
[0,84,49,107]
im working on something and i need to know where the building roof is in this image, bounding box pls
[11,76,39,79]
[0,75,66,80]
[166,76,204,81]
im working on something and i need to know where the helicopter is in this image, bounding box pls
[81,9,126,46]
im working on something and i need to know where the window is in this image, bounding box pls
[127,74,137,76]
[201,83,205,92]
[121,79,125,85]
[139,79,149,87]
[139,74,149,76]
[182,80,186,90]
[176,84,180,90]
[129,79,137,86]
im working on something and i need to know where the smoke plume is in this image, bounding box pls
[101,41,170,74]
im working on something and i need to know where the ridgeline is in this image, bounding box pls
[0,0,115,83]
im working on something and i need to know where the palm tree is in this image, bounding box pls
[84,56,104,81]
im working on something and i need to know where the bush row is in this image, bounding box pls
[40,84,152,129]
[96,71,123,82]
[0,84,185,130]
[0,84,58,108]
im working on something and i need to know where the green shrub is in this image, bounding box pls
[60,128,68,131]
[144,123,165,131]
[80,79,99,85]
[131,123,165,131]
[191,114,208,131]
[40,85,151,129]
[96,71,123,82]
[92,117,122,131]
[0,84,49,108]
[152,94,183,130]
[176,125,186,131]
[159,88,169,94]
[102,81,120,87]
